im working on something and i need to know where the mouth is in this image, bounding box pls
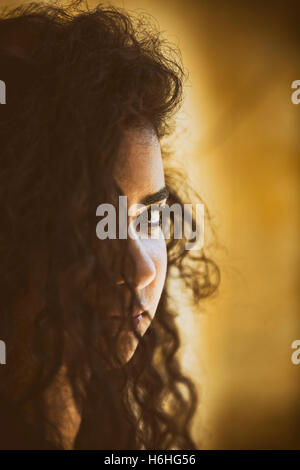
[134,312,144,324]
[108,310,146,325]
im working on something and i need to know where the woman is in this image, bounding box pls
[0,1,219,449]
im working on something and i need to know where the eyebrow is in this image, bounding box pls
[140,186,169,206]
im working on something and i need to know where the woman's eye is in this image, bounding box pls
[130,203,166,239]
[136,206,163,237]
[148,207,162,227]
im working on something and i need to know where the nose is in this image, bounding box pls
[116,238,156,290]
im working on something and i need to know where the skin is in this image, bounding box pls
[113,126,168,363]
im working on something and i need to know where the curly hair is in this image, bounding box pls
[0,0,220,450]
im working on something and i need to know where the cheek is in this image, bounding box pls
[147,238,167,308]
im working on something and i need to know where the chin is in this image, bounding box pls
[115,330,141,364]
[110,313,152,363]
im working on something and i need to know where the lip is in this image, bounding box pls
[107,311,146,332]
[134,313,144,324]
[108,309,146,321]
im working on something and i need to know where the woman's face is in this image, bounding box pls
[12,128,168,370]
[110,127,168,363]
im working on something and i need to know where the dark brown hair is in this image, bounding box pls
[0,1,219,449]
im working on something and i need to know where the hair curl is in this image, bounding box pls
[0,0,220,450]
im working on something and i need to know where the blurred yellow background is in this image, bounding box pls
[5,0,300,449]
[108,0,300,449]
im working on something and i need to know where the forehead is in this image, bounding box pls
[115,128,165,206]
